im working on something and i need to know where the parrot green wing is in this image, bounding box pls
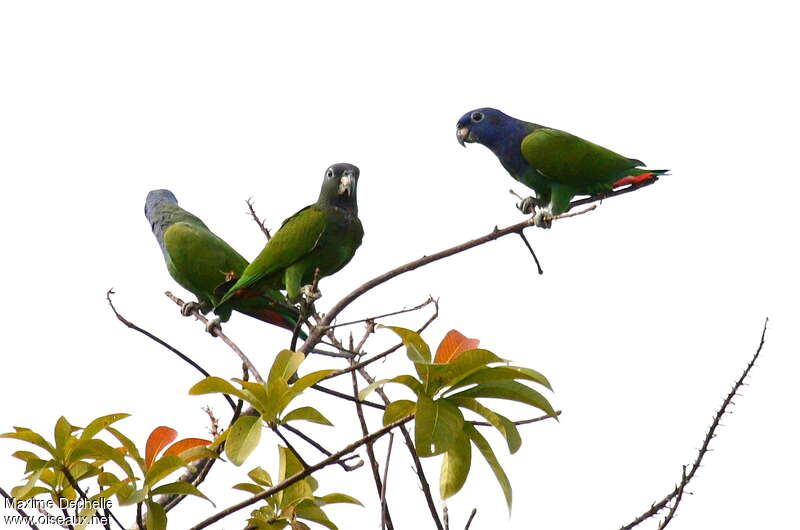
[520,128,642,189]
[218,206,327,302]
[163,222,248,305]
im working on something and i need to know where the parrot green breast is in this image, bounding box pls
[520,128,642,194]
[219,203,364,304]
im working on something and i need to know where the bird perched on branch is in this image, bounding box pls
[217,163,364,310]
[456,107,667,227]
[145,189,302,335]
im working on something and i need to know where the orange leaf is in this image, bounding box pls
[145,426,177,470]
[434,330,480,364]
[163,438,212,460]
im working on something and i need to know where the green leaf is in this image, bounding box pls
[119,487,148,506]
[106,426,145,472]
[358,375,421,400]
[295,500,338,530]
[233,482,264,494]
[440,431,472,499]
[231,380,271,412]
[423,349,505,394]
[288,369,339,397]
[451,397,522,453]
[144,455,186,488]
[268,350,305,386]
[189,376,252,403]
[54,416,78,450]
[464,424,512,510]
[414,395,464,457]
[146,498,167,530]
[67,439,136,480]
[10,467,45,499]
[81,413,130,440]
[226,415,262,466]
[248,466,273,487]
[1,429,56,456]
[282,407,333,426]
[151,481,214,505]
[382,400,416,426]
[315,493,363,506]
[448,366,552,393]
[448,380,556,417]
[382,326,431,363]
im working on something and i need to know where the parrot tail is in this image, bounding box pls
[244,306,308,340]
[613,169,669,189]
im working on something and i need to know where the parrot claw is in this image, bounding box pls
[205,317,222,336]
[300,284,322,302]
[517,196,543,215]
[532,210,553,229]
[181,301,202,317]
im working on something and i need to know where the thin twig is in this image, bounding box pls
[106,290,237,412]
[0,485,41,529]
[358,367,444,530]
[516,231,543,274]
[246,197,271,239]
[380,434,395,530]
[297,217,540,355]
[327,297,435,329]
[61,467,114,530]
[165,291,264,383]
[280,423,362,471]
[470,410,561,427]
[351,363,394,530]
[188,415,414,530]
[568,177,659,209]
[310,384,385,410]
[620,318,768,529]
[553,204,597,220]
[657,466,688,529]
[464,508,477,530]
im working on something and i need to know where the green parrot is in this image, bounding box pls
[145,189,303,335]
[456,108,668,226]
[216,163,364,310]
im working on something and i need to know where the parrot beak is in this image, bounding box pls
[339,174,354,197]
[456,126,471,147]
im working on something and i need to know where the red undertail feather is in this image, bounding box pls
[613,171,658,188]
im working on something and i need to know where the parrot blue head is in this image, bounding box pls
[145,189,178,220]
[456,108,534,178]
[318,163,360,212]
[145,189,180,256]
[456,108,527,149]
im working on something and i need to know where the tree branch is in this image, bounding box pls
[245,197,271,239]
[106,289,237,412]
[620,318,768,529]
[165,291,264,383]
[188,415,414,530]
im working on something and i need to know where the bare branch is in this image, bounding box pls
[464,508,477,530]
[245,197,271,239]
[380,434,395,530]
[106,290,237,412]
[327,297,435,329]
[188,415,414,530]
[657,466,688,529]
[165,291,265,383]
[297,218,541,354]
[620,318,768,529]
[469,410,561,427]
[351,362,394,530]
[280,423,363,471]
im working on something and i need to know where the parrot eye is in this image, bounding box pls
[471,112,484,123]
[326,169,334,179]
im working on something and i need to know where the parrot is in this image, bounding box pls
[456,108,667,227]
[216,162,364,311]
[144,189,304,336]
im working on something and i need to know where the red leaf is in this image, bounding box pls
[434,330,480,364]
[163,438,212,460]
[145,426,177,470]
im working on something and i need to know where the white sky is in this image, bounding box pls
[1,2,798,529]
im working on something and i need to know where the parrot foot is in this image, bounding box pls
[205,317,222,336]
[532,210,553,229]
[300,284,322,302]
[517,196,544,215]
[181,301,202,317]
